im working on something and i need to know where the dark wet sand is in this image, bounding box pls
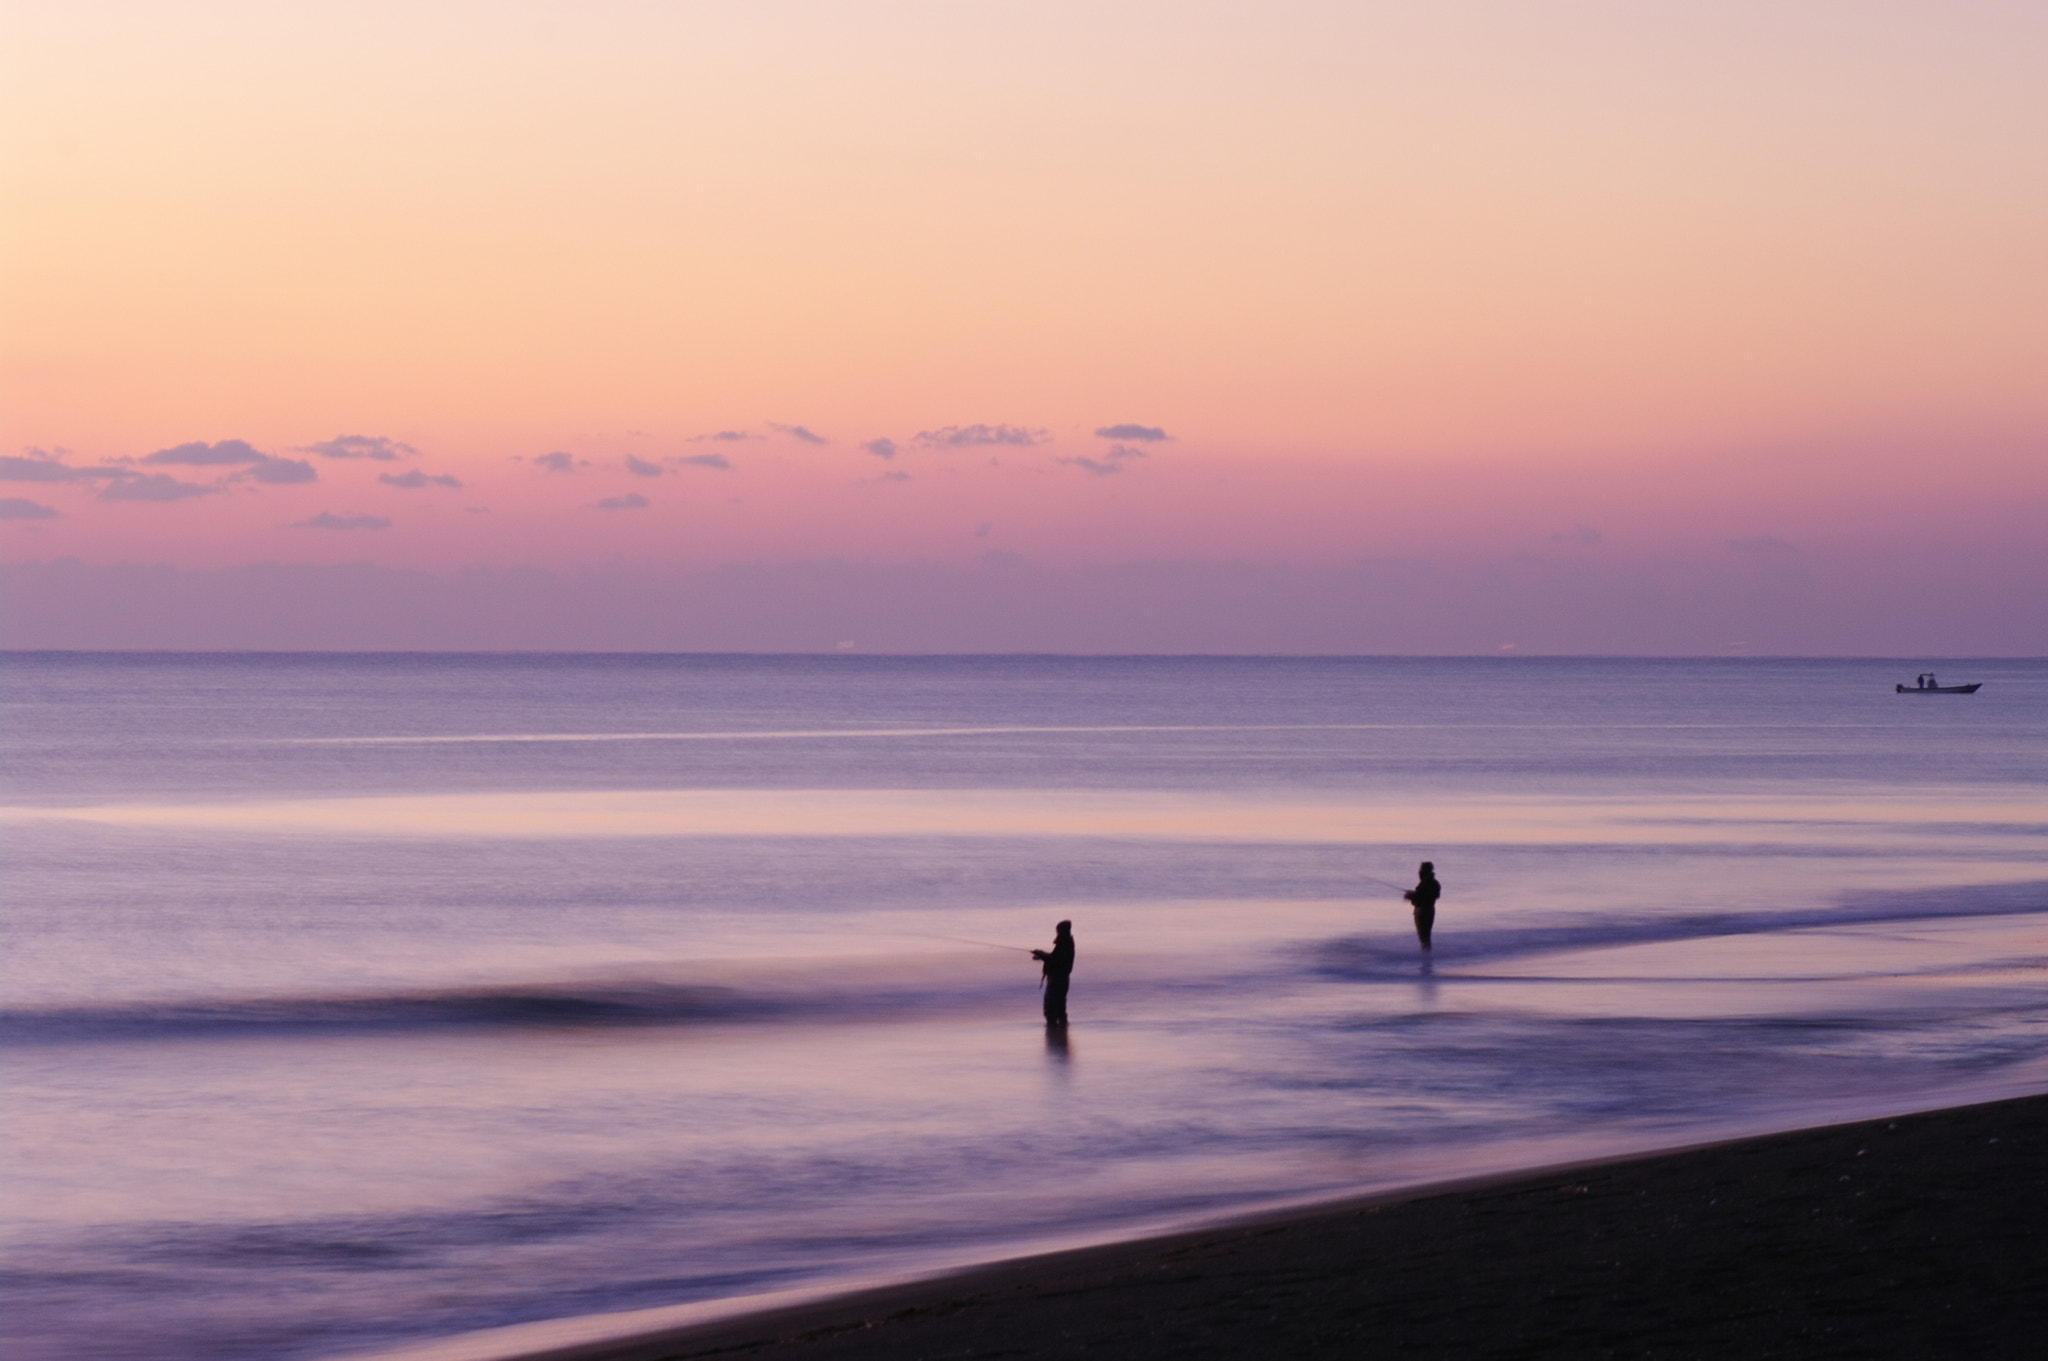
[529,1092,2048,1360]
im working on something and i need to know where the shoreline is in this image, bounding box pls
[358,1086,2048,1361]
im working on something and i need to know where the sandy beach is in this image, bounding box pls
[478,1091,2048,1361]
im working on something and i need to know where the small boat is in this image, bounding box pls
[1897,673,1980,694]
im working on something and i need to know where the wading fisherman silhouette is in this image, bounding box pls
[1031,920,1075,1026]
[1403,862,1441,951]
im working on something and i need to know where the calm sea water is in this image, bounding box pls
[3,654,2045,1361]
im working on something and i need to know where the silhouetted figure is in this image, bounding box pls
[1403,862,1441,951]
[1032,920,1075,1026]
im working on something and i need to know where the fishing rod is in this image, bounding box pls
[914,932,1036,954]
[1360,875,1414,894]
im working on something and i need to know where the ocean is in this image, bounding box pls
[3,653,2045,1361]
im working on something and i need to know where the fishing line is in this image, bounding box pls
[912,932,1035,954]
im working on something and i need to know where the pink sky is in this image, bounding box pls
[4,1,2044,651]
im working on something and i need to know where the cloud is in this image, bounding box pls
[861,438,898,460]
[596,493,650,510]
[0,497,59,520]
[300,435,416,461]
[142,439,266,466]
[915,424,1044,448]
[534,451,577,472]
[153,442,319,485]
[379,470,463,489]
[877,471,910,482]
[12,444,323,492]
[1058,444,1147,476]
[38,442,316,487]
[679,453,731,470]
[0,450,125,483]
[691,430,751,442]
[1092,424,1170,442]
[99,474,219,502]
[241,457,319,485]
[1726,535,1798,556]
[624,456,664,478]
[771,424,827,444]
[291,512,391,530]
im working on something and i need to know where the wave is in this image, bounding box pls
[0,961,1039,1046]
[1314,879,2048,980]
[10,882,2042,1046]
[277,723,1399,746]
[0,984,772,1044]
[270,721,1851,747]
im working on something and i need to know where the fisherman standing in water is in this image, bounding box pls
[1032,920,1075,1026]
[1403,862,1441,951]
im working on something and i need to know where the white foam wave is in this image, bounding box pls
[273,720,1898,746]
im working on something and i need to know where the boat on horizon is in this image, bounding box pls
[1898,673,1981,694]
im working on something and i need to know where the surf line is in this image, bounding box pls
[278,723,1412,746]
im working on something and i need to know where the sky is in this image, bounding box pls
[3,0,2044,652]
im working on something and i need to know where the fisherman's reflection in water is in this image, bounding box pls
[1032,919,1075,1027]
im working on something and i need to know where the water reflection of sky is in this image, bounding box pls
[9,785,2044,856]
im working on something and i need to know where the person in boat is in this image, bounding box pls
[1403,862,1442,951]
[1032,920,1075,1026]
